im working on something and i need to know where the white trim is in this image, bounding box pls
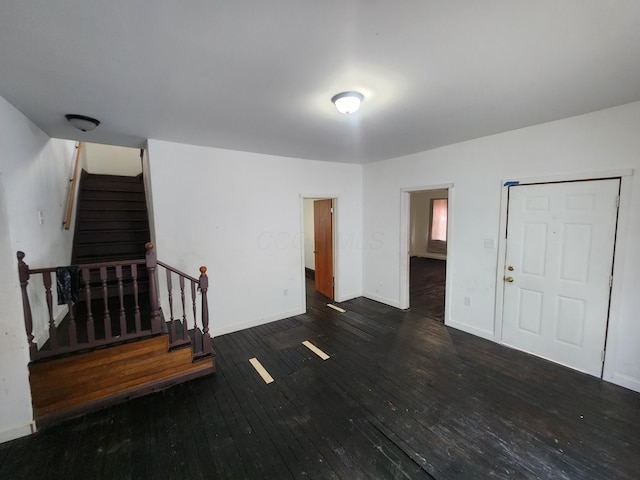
[363,292,401,309]
[602,174,634,387]
[501,169,633,186]
[494,169,634,382]
[212,307,305,337]
[447,321,494,341]
[0,421,36,444]
[399,183,454,317]
[299,193,340,312]
[34,306,68,348]
[609,373,640,393]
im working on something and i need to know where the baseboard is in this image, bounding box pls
[0,421,36,444]
[335,292,363,303]
[362,292,401,309]
[445,320,495,341]
[212,308,306,337]
[608,373,640,394]
[305,268,315,279]
[34,306,68,348]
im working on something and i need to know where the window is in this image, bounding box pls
[428,198,448,254]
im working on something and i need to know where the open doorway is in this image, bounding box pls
[403,188,449,322]
[303,198,335,307]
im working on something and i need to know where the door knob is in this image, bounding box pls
[505,276,514,283]
[507,266,514,271]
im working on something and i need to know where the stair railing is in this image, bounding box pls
[152,243,212,359]
[16,243,211,361]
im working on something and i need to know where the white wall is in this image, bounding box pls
[363,101,640,393]
[410,189,448,259]
[0,95,76,441]
[85,142,142,176]
[146,140,363,336]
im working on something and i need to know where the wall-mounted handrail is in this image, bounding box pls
[64,141,82,230]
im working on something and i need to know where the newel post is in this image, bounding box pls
[145,242,162,334]
[199,266,212,354]
[17,252,37,360]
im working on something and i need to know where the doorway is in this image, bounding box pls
[501,179,620,376]
[400,186,452,320]
[303,198,334,302]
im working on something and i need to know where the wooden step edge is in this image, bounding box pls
[34,361,215,430]
[29,333,166,368]
[82,174,144,182]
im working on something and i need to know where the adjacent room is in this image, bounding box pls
[1,1,639,478]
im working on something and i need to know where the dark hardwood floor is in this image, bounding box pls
[410,257,445,322]
[1,278,639,479]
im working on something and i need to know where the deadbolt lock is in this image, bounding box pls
[507,266,514,271]
[505,276,514,283]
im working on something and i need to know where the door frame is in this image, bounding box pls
[399,183,454,317]
[494,169,633,380]
[300,194,338,311]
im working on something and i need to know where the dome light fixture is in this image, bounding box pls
[65,114,100,132]
[331,91,364,114]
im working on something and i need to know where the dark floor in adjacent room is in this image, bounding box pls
[409,256,446,322]
[1,277,639,479]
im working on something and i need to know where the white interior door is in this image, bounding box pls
[502,179,619,376]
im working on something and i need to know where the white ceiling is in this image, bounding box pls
[2,1,640,164]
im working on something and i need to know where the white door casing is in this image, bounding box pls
[501,179,619,376]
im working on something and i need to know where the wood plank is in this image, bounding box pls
[29,334,214,420]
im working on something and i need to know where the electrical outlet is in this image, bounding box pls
[38,210,44,225]
[464,296,471,306]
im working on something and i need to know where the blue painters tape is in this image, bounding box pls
[503,181,520,187]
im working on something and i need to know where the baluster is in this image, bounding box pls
[116,265,126,336]
[180,276,188,341]
[82,267,95,343]
[67,301,78,347]
[166,269,176,342]
[100,266,112,339]
[131,263,141,332]
[43,271,57,351]
[145,242,161,333]
[190,281,197,345]
[17,252,37,359]
[199,266,212,355]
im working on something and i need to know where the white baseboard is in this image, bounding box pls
[212,308,306,337]
[608,372,640,394]
[335,291,362,303]
[362,292,401,309]
[445,320,495,341]
[34,306,68,348]
[0,421,35,444]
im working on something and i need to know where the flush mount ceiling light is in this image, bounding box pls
[65,114,100,132]
[331,91,364,114]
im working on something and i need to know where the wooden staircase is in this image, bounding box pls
[72,171,150,264]
[21,171,215,428]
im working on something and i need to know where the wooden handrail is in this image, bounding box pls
[64,142,83,230]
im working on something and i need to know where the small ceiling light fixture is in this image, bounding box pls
[331,91,364,114]
[65,114,100,132]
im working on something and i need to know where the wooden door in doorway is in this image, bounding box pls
[314,199,334,299]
